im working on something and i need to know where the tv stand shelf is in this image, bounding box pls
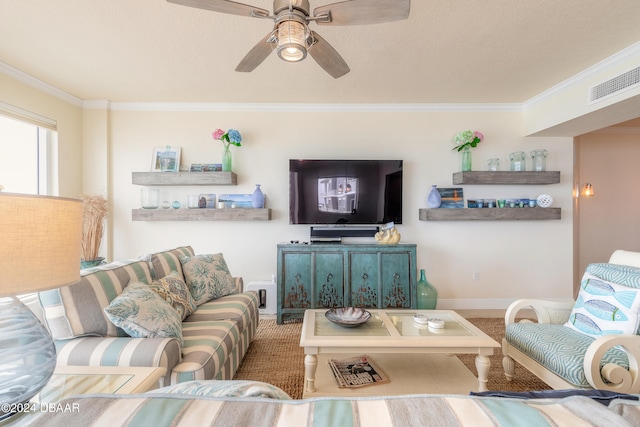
[277,243,417,324]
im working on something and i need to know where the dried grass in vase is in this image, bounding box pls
[80,194,108,261]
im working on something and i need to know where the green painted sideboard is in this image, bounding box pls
[276,243,417,324]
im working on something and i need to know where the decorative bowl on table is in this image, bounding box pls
[325,307,371,328]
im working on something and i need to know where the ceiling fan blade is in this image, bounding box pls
[166,0,270,18]
[308,32,350,79]
[235,33,274,72]
[314,0,410,26]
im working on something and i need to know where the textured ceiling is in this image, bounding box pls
[1,0,640,104]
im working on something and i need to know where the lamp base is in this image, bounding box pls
[0,297,56,420]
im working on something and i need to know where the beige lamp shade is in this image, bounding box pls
[0,193,82,296]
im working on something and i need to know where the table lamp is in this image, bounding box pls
[0,193,82,420]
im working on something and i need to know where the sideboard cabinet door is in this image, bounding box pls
[381,252,412,308]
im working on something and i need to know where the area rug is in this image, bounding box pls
[233,316,551,399]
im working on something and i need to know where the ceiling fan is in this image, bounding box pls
[166,0,411,78]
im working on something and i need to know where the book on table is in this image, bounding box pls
[328,355,389,388]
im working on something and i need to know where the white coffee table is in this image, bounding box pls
[300,309,500,395]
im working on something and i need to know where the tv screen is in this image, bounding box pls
[289,159,403,225]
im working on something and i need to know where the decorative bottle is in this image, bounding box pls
[417,269,437,309]
[251,184,265,208]
[427,185,441,208]
[222,144,232,172]
[461,146,472,171]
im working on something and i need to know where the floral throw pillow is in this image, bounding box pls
[104,283,184,347]
[179,253,236,306]
[147,271,197,321]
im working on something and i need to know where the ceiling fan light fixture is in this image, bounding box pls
[276,20,310,62]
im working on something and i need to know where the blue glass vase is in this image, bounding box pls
[427,185,441,208]
[417,269,437,309]
[252,184,264,208]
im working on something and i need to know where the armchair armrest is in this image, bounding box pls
[505,299,575,326]
[584,334,640,393]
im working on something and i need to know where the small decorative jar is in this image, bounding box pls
[509,151,527,171]
[427,185,441,208]
[531,149,548,171]
[141,189,159,209]
[487,158,500,171]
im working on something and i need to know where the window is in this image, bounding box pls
[0,113,53,195]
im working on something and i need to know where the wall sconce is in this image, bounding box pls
[580,183,595,197]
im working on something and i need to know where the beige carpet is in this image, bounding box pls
[234,317,551,399]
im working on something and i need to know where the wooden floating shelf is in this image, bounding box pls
[419,208,561,221]
[132,171,237,186]
[132,208,271,221]
[452,171,560,185]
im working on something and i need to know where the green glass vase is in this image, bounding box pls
[417,269,437,309]
[222,145,232,172]
[461,146,472,171]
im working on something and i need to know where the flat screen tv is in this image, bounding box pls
[289,159,403,225]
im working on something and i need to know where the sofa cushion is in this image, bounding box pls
[104,283,184,347]
[179,253,236,306]
[184,292,258,335]
[565,264,640,338]
[506,322,629,387]
[147,271,197,321]
[172,319,240,383]
[149,246,195,281]
[39,260,153,339]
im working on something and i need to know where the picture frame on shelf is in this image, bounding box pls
[218,194,253,208]
[437,187,464,208]
[151,146,181,172]
[190,163,222,172]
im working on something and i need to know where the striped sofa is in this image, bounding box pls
[13,389,640,427]
[36,246,259,386]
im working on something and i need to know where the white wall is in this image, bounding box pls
[104,107,575,308]
[0,72,577,309]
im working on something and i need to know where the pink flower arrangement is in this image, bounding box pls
[453,130,484,151]
[212,128,242,147]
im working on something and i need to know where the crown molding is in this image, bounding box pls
[104,102,522,113]
[0,61,83,107]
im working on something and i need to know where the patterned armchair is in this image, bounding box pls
[502,250,640,393]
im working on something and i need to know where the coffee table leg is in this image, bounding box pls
[304,354,318,393]
[475,355,491,392]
